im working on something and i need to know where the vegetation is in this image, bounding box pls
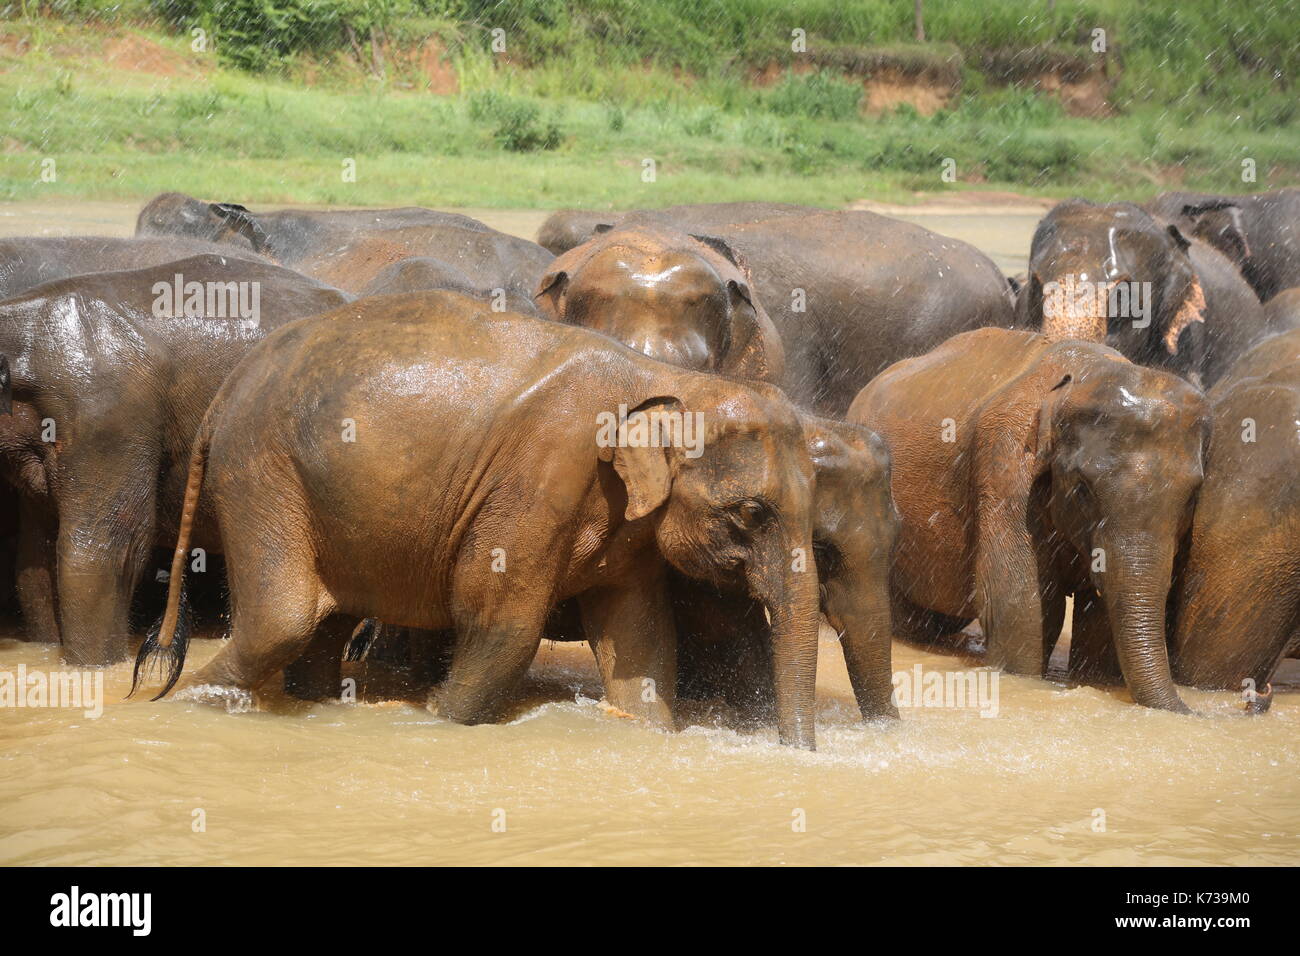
[0,1,1295,207]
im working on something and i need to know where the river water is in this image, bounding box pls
[0,201,1295,866]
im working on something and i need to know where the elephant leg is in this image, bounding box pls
[185,550,331,696]
[579,572,678,731]
[976,509,1052,677]
[435,608,547,725]
[1068,588,1123,685]
[283,615,357,701]
[56,499,156,667]
[15,501,60,644]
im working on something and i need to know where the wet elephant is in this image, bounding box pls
[133,291,823,748]
[362,256,542,315]
[134,192,554,298]
[534,225,784,381]
[0,255,350,665]
[1017,199,1268,387]
[536,202,815,255]
[536,202,1014,416]
[849,327,1210,712]
[0,235,268,301]
[1171,326,1300,710]
[536,224,897,721]
[1263,287,1300,333]
[675,417,899,722]
[1146,189,1300,303]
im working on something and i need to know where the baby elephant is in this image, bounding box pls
[849,327,1210,712]
[676,415,899,722]
[134,291,823,748]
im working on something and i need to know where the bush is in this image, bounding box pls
[467,90,563,151]
[765,70,862,122]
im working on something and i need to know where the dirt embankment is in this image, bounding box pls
[752,41,1114,118]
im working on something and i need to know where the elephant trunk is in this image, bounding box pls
[826,563,898,721]
[1097,531,1190,713]
[752,536,820,749]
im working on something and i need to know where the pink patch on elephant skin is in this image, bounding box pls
[1041,275,1114,341]
[1164,277,1206,354]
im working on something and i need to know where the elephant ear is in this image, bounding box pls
[1029,374,1073,472]
[0,354,11,416]
[689,234,746,272]
[685,234,784,382]
[597,397,680,521]
[722,278,786,383]
[1180,201,1251,266]
[209,202,272,254]
[1162,225,1207,356]
[533,269,570,319]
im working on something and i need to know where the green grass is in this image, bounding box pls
[0,9,1296,208]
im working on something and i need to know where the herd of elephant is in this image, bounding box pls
[0,189,1297,750]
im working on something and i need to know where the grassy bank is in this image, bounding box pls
[0,6,1297,208]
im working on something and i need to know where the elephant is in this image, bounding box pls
[132,291,823,748]
[134,192,555,298]
[1016,199,1269,387]
[534,225,784,381]
[674,416,899,722]
[535,223,897,721]
[0,254,351,665]
[848,327,1211,712]
[1170,326,1300,709]
[535,202,816,255]
[1146,189,1300,302]
[0,236,268,302]
[361,256,542,315]
[532,202,1014,416]
[1263,287,1300,333]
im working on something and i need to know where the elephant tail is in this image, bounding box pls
[129,416,212,700]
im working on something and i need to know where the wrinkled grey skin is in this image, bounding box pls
[537,202,1013,416]
[0,236,268,302]
[1018,199,1268,387]
[135,192,554,298]
[361,256,542,315]
[1170,327,1300,711]
[1147,189,1300,303]
[0,255,350,666]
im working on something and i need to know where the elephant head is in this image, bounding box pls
[0,354,10,416]
[803,416,899,720]
[1032,354,1210,711]
[600,383,819,747]
[1020,201,1208,375]
[537,225,785,384]
[135,192,272,254]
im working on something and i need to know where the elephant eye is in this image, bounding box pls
[728,499,771,532]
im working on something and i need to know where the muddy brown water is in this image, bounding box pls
[1,202,1296,866]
